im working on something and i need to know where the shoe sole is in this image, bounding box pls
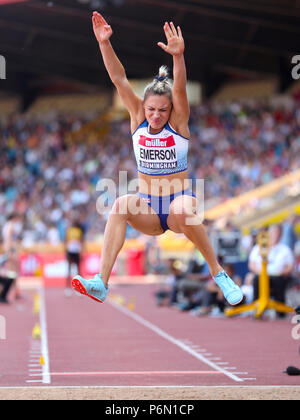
[71,278,103,303]
[228,295,244,306]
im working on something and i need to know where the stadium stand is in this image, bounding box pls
[0,88,299,311]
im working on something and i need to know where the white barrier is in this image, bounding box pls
[0,315,6,340]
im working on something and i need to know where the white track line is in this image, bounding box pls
[39,285,51,384]
[108,300,244,383]
[30,370,224,377]
[1,385,300,390]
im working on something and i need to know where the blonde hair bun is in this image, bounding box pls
[144,66,173,100]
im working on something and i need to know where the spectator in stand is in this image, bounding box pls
[248,224,294,316]
[47,223,61,245]
[280,215,299,251]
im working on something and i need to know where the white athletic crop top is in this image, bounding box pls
[132,120,189,176]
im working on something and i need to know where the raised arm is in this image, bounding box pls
[92,12,143,127]
[158,22,190,133]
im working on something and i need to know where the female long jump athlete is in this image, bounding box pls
[72,12,243,306]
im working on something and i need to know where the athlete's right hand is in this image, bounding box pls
[92,11,113,43]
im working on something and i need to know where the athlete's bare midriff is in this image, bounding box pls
[138,169,190,196]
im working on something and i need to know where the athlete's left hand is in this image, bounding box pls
[157,22,185,56]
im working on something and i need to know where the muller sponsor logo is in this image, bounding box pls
[139,135,175,148]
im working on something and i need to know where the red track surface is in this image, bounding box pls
[1,283,300,387]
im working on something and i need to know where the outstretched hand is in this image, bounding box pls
[92,11,113,43]
[158,22,185,56]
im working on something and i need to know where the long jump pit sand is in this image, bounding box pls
[0,386,300,400]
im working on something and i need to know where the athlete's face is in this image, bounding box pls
[144,94,172,132]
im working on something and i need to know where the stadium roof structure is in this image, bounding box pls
[0,0,299,109]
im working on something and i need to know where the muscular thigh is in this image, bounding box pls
[118,194,164,236]
[167,195,200,233]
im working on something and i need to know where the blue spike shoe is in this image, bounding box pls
[213,271,243,306]
[72,274,108,303]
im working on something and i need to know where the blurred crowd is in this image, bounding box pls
[0,97,300,244]
[189,100,300,204]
